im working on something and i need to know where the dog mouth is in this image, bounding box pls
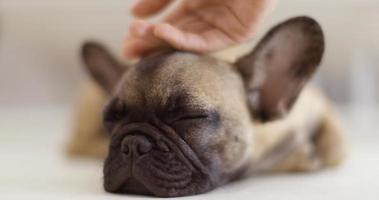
[103,123,214,197]
[117,151,197,196]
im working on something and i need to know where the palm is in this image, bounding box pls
[163,2,249,50]
[124,0,274,58]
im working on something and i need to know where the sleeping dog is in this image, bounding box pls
[66,16,346,197]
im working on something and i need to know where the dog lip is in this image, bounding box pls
[105,122,216,194]
[156,140,170,152]
[152,118,217,184]
[117,176,152,195]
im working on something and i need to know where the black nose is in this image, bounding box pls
[121,135,152,157]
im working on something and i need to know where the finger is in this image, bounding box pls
[153,23,211,52]
[124,26,169,59]
[124,37,161,59]
[129,20,154,38]
[132,0,174,18]
[125,20,165,58]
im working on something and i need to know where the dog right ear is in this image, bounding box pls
[81,41,129,93]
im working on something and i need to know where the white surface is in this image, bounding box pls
[0,106,378,199]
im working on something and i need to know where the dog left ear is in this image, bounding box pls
[235,16,324,122]
[81,41,129,94]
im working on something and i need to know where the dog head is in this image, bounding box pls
[81,16,324,197]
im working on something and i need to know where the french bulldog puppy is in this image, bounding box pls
[67,16,346,197]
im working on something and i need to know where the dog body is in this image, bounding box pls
[67,17,345,197]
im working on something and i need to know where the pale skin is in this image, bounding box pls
[124,0,276,58]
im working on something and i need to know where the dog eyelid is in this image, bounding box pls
[176,113,209,121]
[172,109,219,123]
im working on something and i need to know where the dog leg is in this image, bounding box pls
[66,82,109,158]
[312,109,346,168]
[270,110,346,172]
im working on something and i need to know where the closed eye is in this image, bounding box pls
[174,114,210,122]
[171,109,221,124]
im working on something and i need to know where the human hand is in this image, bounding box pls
[124,0,276,58]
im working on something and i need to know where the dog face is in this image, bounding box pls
[81,16,324,197]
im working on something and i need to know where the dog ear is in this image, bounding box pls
[235,16,324,122]
[81,41,129,93]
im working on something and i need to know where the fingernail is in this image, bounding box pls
[131,20,152,37]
